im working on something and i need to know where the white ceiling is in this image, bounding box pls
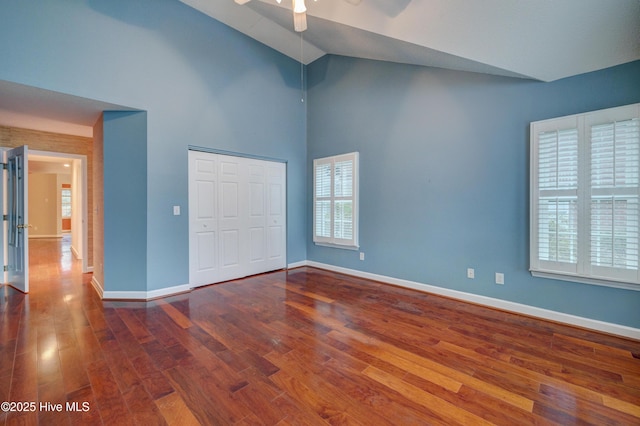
[181,0,640,82]
[29,155,73,175]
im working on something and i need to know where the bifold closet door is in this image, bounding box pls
[189,150,286,287]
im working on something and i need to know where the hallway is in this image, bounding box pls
[29,235,85,287]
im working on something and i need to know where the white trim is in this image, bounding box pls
[298,261,640,340]
[101,284,192,301]
[146,284,192,300]
[70,245,81,260]
[313,152,359,249]
[29,149,89,274]
[531,270,640,292]
[91,276,104,299]
[287,260,308,269]
[314,242,359,250]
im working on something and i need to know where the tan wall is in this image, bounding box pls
[0,125,94,266]
[28,173,59,237]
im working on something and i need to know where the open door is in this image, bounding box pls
[5,145,29,293]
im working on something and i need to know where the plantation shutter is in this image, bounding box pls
[313,152,359,248]
[589,118,640,280]
[537,128,579,265]
[314,161,332,240]
[530,103,640,289]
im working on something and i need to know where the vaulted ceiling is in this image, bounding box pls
[180,0,640,82]
[1,1,638,137]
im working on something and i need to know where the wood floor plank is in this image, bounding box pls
[121,382,168,425]
[164,362,249,425]
[157,301,193,329]
[602,394,640,419]
[327,328,536,413]
[269,369,349,420]
[66,385,103,425]
[363,365,494,425]
[265,350,399,426]
[85,358,135,426]
[155,391,201,426]
[2,239,639,425]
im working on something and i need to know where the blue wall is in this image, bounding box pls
[0,0,307,291]
[307,56,640,328]
[1,0,639,328]
[103,111,147,292]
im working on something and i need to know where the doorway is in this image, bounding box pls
[28,151,88,272]
[1,147,88,291]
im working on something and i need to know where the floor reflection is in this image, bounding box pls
[29,234,78,278]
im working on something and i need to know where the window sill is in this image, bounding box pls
[314,242,359,251]
[530,270,640,292]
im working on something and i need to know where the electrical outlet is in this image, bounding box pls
[467,268,475,279]
[359,252,365,261]
[173,205,181,216]
[495,272,504,285]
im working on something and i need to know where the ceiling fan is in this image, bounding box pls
[234,0,311,32]
[234,0,363,32]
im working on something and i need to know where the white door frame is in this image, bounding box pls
[31,150,89,273]
[9,149,89,274]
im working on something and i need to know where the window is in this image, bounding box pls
[61,187,72,217]
[530,103,640,289]
[313,152,359,248]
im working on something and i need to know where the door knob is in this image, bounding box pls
[16,224,32,229]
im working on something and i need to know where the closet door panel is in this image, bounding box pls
[189,151,286,286]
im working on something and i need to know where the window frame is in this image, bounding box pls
[530,103,640,291]
[61,187,72,218]
[313,152,359,249]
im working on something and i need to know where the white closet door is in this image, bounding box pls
[246,159,287,275]
[247,160,268,275]
[266,162,286,271]
[218,155,244,282]
[189,151,286,287]
[188,151,219,286]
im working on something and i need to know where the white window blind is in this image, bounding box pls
[313,152,359,248]
[537,129,579,264]
[530,103,640,290]
[61,188,72,218]
[590,119,640,273]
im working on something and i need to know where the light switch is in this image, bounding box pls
[173,205,180,216]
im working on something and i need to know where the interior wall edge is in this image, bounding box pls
[90,275,103,299]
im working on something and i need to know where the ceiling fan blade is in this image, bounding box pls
[234,0,252,4]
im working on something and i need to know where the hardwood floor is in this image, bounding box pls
[1,237,639,425]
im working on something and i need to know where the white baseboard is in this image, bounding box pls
[91,276,104,299]
[71,245,82,260]
[287,260,308,269]
[101,283,192,301]
[298,261,640,340]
